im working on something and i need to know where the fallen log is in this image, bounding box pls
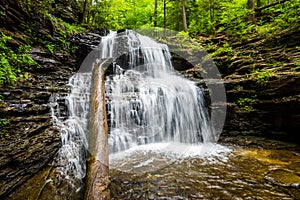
[85,59,112,200]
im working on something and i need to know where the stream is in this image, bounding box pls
[109,142,300,199]
[5,140,300,199]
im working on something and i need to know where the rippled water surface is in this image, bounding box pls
[109,143,300,199]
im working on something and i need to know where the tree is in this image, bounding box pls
[256,0,261,16]
[181,0,188,32]
[164,0,167,36]
[86,0,94,24]
[154,0,158,27]
[247,0,255,23]
[209,0,215,22]
[82,0,89,24]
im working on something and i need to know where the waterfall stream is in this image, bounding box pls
[51,30,216,181]
[105,30,215,153]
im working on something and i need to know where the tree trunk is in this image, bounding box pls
[84,59,110,200]
[164,0,166,37]
[181,0,188,32]
[81,0,89,24]
[154,0,158,27]
[256,0,261,16]
[257,0,261,7]
[86,0,93,24]
[209,0,214,22]
[247,0,255,23]
[209,0,215,34]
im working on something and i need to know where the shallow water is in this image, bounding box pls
[109,143,300,199]
[4,141,300,199]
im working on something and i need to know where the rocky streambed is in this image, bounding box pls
[108,142,300,199]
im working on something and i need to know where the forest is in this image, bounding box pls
[0,0,299,84]
[0,0,299,85]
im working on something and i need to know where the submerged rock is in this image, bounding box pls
[265,168,300,199]
[265,168,300,188]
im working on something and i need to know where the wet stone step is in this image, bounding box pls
[11,116,50,122]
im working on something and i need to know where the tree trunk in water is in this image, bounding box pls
[181,0,188,32]
[154,0,157,27]
[85,59,110,200]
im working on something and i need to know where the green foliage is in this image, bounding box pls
[217,0,254,37]
[91,0,154,30]
[247,68,276,85]
[210,43,233,58]
[17,0,300,40]
[44,14,85,53]
[0,33,40,85]
[256,0,300,37]
[236,96,257,111]
[188,0,220,35]
[0,118,10,137]
[46,44,55,53]
[88,0,299,40]
[0,118,9,127]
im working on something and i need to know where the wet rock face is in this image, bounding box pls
[170,52,194,71]
[0,0,30,32]
[71,28,109,67]
[222,74,300,142]
[0,33,91,199]
[210,27,300,144]
[51,0,82,24]
[0,49,76,198]
[265,168,300,199]
[0,121,60,197]
[0,28,109,198]
[265,168,300,188]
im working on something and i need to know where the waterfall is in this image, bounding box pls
[104,30,215,153]
[49,73,91,181]
[51,29,215,181]
[49,31,117,180]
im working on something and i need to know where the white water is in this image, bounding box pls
[109,143,232,170]
[105,30,215,153]
[50,73,91,180]
[49,31,117,180]
[51,29,217,180]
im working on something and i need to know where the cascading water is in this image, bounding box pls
[50,31,117,181]
[50,73,91,181]
[104,30,215,153]
[51,29,215,182]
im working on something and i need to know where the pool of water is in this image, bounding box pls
[109,143,300,199]
[4,139,300,200]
